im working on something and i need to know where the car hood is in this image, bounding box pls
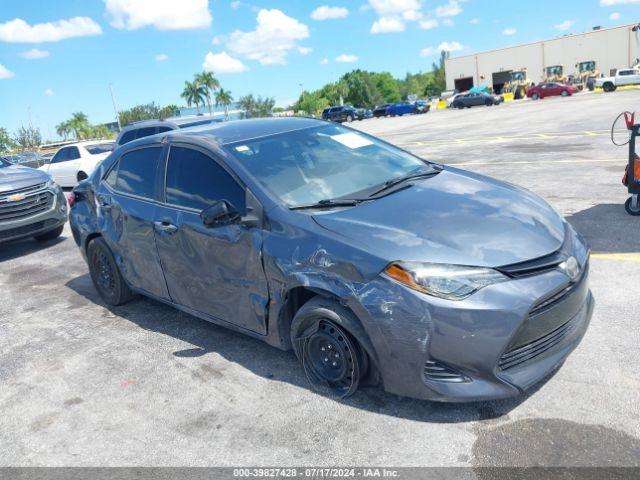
[311,167,565,268]
[0,165,50,193]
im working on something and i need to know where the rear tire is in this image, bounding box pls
[34,225,64,242]
[346,115,353,123]
[532,93,539,100]
[87,237,136,306]
[625,197,640,216]
[561,90,569,97]
[77,171,88,182]
[291,298,369,398]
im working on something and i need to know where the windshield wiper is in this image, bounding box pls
[289,198,362,210]
[368,169,441,198]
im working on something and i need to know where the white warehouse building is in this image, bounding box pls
[445,22,640,93]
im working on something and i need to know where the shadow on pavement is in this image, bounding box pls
[65,272,544,425]
[566,203,640,253]
[0,235,67,263]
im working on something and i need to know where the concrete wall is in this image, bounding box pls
[445,23,640,91]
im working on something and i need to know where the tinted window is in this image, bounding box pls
[67,147,80,160]
[135,127,157,139]
[114,147,162,199]
[105,160,118,188]
[165,146,245,213]
[157,126,173,133]
[119,130,137,145]
[51,148,68,163]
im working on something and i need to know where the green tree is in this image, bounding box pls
[430,50,449,95]
[215,88,234,120]
[181,80,207,114]
[0,127,17,152]
[14,125,42,150]
[294,90,329,116]
[237,94,275,118]
[195,71,220,115]
[55,121,72,140]
[372,72,401,102]
[118,102,178,126]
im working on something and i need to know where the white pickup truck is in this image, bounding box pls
[595,68,640,92]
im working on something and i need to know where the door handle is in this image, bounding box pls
[153,221,178,234]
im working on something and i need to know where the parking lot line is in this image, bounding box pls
[591,253,640,263]
[402,130,610,148]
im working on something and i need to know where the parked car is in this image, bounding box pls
[355,108,373,120]
[116,115,223,146]
[70,117,593,402]
[39,140,115,188]
[387,101,418,117]
[322,106,359,123]
[446,92,467,108]
[527,82,578,100]
[372,103,391,118]
[0,156,67,243]
[414,100,431,114]
[595,67,640,92]
[2,152,47,169]
[452,91,503,109]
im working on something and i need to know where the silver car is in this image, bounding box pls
[0,156,67,244]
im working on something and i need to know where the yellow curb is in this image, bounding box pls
[591,253,640,263]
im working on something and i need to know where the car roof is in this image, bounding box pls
[132,117,327,148]
[61,140,114,147]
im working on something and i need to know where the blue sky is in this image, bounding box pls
[0,0,637,140]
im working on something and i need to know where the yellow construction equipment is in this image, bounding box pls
[544,65,567,84]
[502,69,531,100]
[572,60,599,91]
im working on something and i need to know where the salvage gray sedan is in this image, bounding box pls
[69,117,593,402]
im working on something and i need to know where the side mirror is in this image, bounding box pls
[200,200,241,227]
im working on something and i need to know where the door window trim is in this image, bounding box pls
[160,142,248,214]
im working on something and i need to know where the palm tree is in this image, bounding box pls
[181,80,207,114]
[195,71,220,115]
[215,89,234,121]
[55,121,72,140]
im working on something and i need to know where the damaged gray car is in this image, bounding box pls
[69,117,593,402]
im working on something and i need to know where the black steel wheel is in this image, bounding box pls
[625,197,640,216]
[291,299,369,398]
[87,237,135,306]
[77,171,88,182]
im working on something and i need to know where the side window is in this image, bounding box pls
[135,127,157,139]
[119,130,137,145]
[114,147,162,199]
[157,126,173,134]
[165,146,245,213]
[67,147,80,160]
[104,160,119,189]
[51,148,68,163]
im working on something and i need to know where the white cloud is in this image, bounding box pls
[0,64,14,79]
[0,17,102,43]
[435,0,462,17]
[311,6,349,20]
[502,27,517,35]
[335,53,358,63]
[212,36,222,45]
[105,0,212,30]
[421,40,464,56]
[227,9,310,65]
[554,20,574,30]
[610,12,621,19]
[600,0,639,5]
[230,1,241,9]
[469,18,479,24]
[321,58,329,64]
[44,88,54,96]
[203,51,247,73]
[20,48,50,59]
[371,16,406,33]
[419,19,438,29]
[442,18,454,26]
[298,46,313,55]
[155,53,169,61]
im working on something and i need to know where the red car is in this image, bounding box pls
[527,82,578,100]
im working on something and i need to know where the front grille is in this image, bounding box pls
[423,360,469,383]
[498,316,579,370]
[0,219,58,240]
[0,191,54,222]
[0,182,46,199]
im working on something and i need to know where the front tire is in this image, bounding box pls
[603,82,615,92]
[34,225,64,242]
[77,171,88,182]
[346,115,353,123]
[531,93,539,100]
[561,90,569,97]
[625,197,640,216]
[87,237,136,306]
[291,298,368,398]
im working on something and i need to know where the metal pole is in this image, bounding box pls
[109,83,121,132]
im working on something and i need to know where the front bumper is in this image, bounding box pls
[350,260,593,402]
[0,185,67,243]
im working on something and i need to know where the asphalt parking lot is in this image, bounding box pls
[1,91,639,469]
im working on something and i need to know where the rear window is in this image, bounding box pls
[111,147,162,199]
[118,130,137,145]
[86,143,115,155]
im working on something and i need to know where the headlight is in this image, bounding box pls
[383,261,508,301]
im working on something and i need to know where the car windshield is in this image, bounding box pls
[0,157,11,168]
[224,124,433,207]
[86,143,115,155]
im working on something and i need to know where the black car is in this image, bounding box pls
[451,92,503,109]
[322,106,359,123]
[372,104,391,118]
